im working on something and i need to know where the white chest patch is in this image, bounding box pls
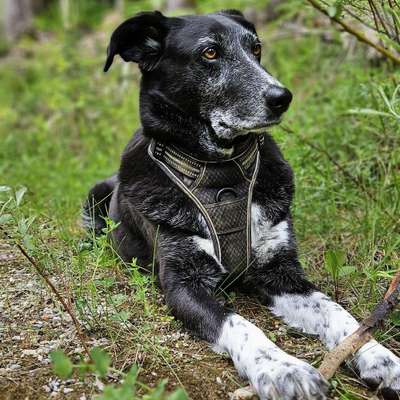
[251,204,290,263]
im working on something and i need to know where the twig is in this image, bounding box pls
[368,0,383,37]
[305,0,400,64]
[319,270,400,378]
[388,0,400,42]
[343,7,385,34]
[369,0,392,40]
[0,226,92,360]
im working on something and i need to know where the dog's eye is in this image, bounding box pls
[202,47,218,60]
[252,43,262,57]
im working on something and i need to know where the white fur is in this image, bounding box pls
[271,292,400,390]
[356,340,400,390]
[271,292,358,349]
[214,314,328,399]
[144,37,160,51]
[193,235,227,273]
[193,236,215,258]
[251,204,290,262]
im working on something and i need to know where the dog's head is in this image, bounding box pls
[105,10,292,157]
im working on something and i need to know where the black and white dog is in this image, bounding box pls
[83,10,400,400]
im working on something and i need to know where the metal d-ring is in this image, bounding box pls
[215,187,237,202]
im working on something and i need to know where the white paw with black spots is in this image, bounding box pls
[250,355,328,400]
[356,341,400,399]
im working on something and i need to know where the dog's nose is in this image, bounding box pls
[265,85,293,114]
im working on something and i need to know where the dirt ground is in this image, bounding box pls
[0,239,380,400]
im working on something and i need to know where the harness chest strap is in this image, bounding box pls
[148,135,263,277]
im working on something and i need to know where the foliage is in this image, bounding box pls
[306,0,400,64]
[50,348,188,400]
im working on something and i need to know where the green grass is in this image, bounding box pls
[1,3,399,399]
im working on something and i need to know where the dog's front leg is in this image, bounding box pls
[270,290,400,396]
[215,313,328,400]
[158,234,328,400]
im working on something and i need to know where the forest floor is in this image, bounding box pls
[0,239,378,400]
[0,3,399,400]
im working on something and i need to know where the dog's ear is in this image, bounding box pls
[104,11,168,72]
[216,9,256,34]
[217,9,244,18]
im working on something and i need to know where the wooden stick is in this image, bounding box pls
[319,270,400,378]
[0,225,92,360]
[231,271,400,399]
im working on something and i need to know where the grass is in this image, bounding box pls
[1,2,399,399]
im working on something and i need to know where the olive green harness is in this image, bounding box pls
[148,135,263,277]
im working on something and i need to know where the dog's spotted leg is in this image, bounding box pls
[271,291,400,396]
[158,232,328,400]
[214,313,328,400]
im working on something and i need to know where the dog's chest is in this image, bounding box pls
[191,160,254,273]
[148,137,260,274]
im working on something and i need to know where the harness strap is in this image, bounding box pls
[153,136,263,179]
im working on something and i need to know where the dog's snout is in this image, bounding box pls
[265,85,293,114]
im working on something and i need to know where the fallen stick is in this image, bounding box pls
[319,270,400,379]
[231,271,400,400]
[0,225,92,360]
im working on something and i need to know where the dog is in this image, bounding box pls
[83,10,400,400]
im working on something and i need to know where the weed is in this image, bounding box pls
[50,347,188,399]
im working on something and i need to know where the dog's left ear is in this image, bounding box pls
[217,9,244,18]
[216,9,256,34]
[104,11,168,72]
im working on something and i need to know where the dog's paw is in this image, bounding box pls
[356,341,400,399]
[250,356,328,400]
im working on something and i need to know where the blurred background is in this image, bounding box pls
[0,1,399,399]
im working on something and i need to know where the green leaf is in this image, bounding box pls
[50,350,73,379]
[124,365,139,387]
[90,347,111,377]
[339,265,357,278]
[167,388,189,400]
[338,265,357,278]
[324,250,346,280]
[15,186,27,207]
[98,386,120,400]
[111,310,131,322]
[23,234,35,251]
[328,0,343,18]
[0,214,12,225]
[327,5,337,18]
[347,108,397,119]
[110,293,128,306]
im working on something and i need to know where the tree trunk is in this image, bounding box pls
[1,0,33,42]
[165,0,195,12]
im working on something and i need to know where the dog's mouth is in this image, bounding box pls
[228,118,282,133]
[216,118,282,139]
[207,118,282,152]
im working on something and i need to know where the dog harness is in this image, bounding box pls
[148,135,263,277]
